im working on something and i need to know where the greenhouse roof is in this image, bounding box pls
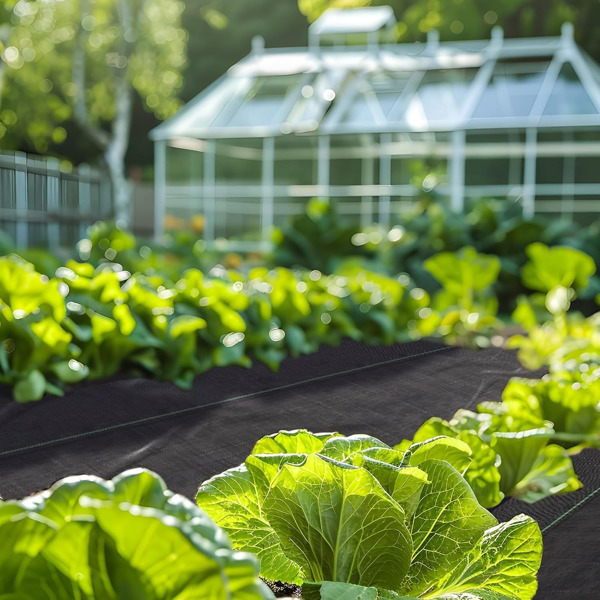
[151,13,600,142]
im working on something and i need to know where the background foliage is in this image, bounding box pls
[2,0,600,168]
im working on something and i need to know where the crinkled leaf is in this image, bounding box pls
[403,460,497,597]
[251,429,340,455]
[196,462,303,584]
[426,515,541,600]
[407,437,472,474]
[263,454,412,590]
[511,444,582,503]
[0,469,272,599]
[319,434,392,463]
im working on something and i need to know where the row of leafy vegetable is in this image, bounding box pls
[1,227,599,402]
[0,435,543,599]
[271,198,600,315]
[3,358,598,598]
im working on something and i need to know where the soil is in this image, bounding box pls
[262,579,302,598]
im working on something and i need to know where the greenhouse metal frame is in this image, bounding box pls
[150,6,600,250]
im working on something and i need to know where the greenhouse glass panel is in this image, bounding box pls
[465,158,513,186]
[575,156,600,184]
[274,136,318,187]
[273,197,311,228]
[543,63,597,116]
[214,140,262,185]
[168,77,252,135]
[285,70,349,131]
[220,75,303,128]
[400,69,476,127]
[337,71,412,126]
[214,198,262,239]
[536,157,564,184]
[166,145,203,184]
[472,61,548,119]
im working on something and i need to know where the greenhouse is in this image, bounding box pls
[150,6,600,249]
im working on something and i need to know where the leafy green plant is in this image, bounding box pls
[0,251,432,401]
[270,199,374,273]
[196,429,542,599]
[500,372,600,450]
[0,468,272,599]
[512,243,597,327]
[406,404,582,508]
[423,247,501,347]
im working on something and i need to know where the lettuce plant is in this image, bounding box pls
[407,405,582,507]
[196,430,542,599]
[0,253,430,401]
[499,373,600,450]
[0,468,272,599]
[423,247,501,348]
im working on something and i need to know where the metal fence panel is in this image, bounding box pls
[0,150,112,249]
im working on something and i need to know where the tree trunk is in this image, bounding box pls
[104,70,132,226]
[104,143,131,227]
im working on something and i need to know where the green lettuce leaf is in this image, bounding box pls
[403,460,497,597]
[196,461,303,584]
[262,453,412,590]
[0,469,272,599]
[511,444,583,502]
[304,515,540,600]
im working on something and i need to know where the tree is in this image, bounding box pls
[298,0,600,61]
[0,0,187,224]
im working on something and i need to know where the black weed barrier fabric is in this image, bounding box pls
[0,339,598,598]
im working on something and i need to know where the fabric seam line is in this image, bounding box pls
[541,482,600,533]
[0,344,454,458]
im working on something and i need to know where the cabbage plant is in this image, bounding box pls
[0,468,272,599]
[408,405,582,507]
[196,430,542,599]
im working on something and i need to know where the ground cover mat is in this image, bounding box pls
[1,339,598,598]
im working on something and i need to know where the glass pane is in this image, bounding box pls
[171,77,250,133]
[536,157,564,184]
[340,89,382,126]
[273,197,311,228]
[166,146,203,184]
[224,75,302,128]
[274,136,318,186]
[286,70,348,131]
[543,63,597,116]
[215,140,262,184]
[214,198,262,239]
[465,158,512,186]
[404,69,476,126]
[472,62,548,119]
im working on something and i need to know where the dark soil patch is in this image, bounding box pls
[262,579,302,598]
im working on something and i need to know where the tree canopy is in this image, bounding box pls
[298,0,600,61]
[1,0,599,172]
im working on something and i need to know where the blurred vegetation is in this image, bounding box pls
[300,0,600,59]
[2,0,600,169]
[0,213,598,400]
[271,197,600,314]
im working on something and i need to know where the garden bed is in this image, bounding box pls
[1,339,598,597]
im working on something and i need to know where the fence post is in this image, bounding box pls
[46,157,60,249]
[14,151,28,248]
[78,163,91,240]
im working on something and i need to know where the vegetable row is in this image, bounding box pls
[2,235,599,401]
[0,433,543,599]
